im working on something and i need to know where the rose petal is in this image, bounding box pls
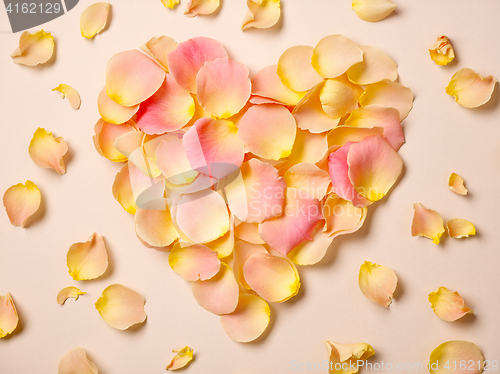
[277,45,324,92]
[242,0,281,30]
[234,222,265,244]
[95,284,147,330]
[166,346,194,371]
[352,0,396,22]
[113,131,144,159]
[284,163,331,200]
[327,125,384,148]
[312,35,364,79]
[359,80,414,120]
[3,180,41,227]
[289,129,328,164]
[233,241,268,289]
[238,104,296,160]
[251,65,305,106]
[446,68,498,108]
[29,127,68,174]
[411,203,445,244]
[58,347,98,374]
[324,341,375,374]
[52,84,81,109]
[288,221,333,266]
[429,35,455,66]
[184,0,220,17]
[359,261,397,307]
[161,0,180,9]
[11,30,54,66]
[93,119,138,162]
[428,286,473,322]
[322,194,367,237]
[320,76,364,119]
[347,46,398,85]
[67,233,108,281]
[448,173,468,196]
[155,135,198,186]
[135,206,180,248]
[0,293,18,338]
[429,341,484,374]
[243,252,300,302]
[169,243,221,281]
[106,50,166,106]
[112,163,137,214]
[98,86,139,125]
[447,218,476,239]
[141,36,178,71]
[80,2,110,39]
[57,287,87,305]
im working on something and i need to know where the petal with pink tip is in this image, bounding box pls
[53,84,81,109]
[67,233,108,281]
[411,203,445,244]
[141,35,177,72]
[448,173,468,196]
[98,86,139,125]
[11,30,54,66]
[0,293,18,338]
[324,341,375,374]
[277,45,324,92]
[29,127,68,174]
[327,125,384,148]
[80,2,110,39]
[233,241,268,289]
[446,68,497,108]
[135,206,180,248]
[359,261,397,307]
[428,287,473,322]
[289,129,328,164]
[3,181,41,228]
[429,341,484,374]
[169,243,220,281]
[93,119,138,162]
[322,194,367,237]
[352,0,396,22]
[359,81,414,120]
[288,221,333,266]
[166,346,194,371]
[429,35,455,66]
[112,163,137,214]
[58,347,98,374]
[312,35,364,79]
[347,46,398,85]
[251,65,305,106]
[57,287,86,305]
[447,218,476,239]
[184,0,220,17]
[284,163,331,200]
[320,76,364,119]
[242,0,281,30]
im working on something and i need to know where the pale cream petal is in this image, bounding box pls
[352,0,396,22]
[166,346,194,371]
[322,194,367,237]
[284,163,331,200]
[53,84,81,109]
[324,341,375,374]
[242,0,281,30]
[411,203,445,244]
[98,86,139,125]
[0,293,18,338]
[67,233,108,281]
[112,163,137,215]
[169,243,221,281]
[141,36,177,72]
[312,35,364,79]
[359,80,414,120]
[429,35,455,66]
[288,221,333,266]
[29,127,68,174]
[277,45,324,92]
[429,341,484,374]
[135,206,180,248]
[347,45,398,85]
[447,218,476,239]
[428,286,473,322]
[251,65,305,106]
[80,2,110,39]
[448,172,468,196]
[11,30,54,66]
[233,240,268,289]
[3,180,41,227]
[320,76,364,119]
[446,68,497,108]
[58,347,98,374]
[184,0,220,17]
[57,287,87,305]
[234,222,265,245]
[359,261,397,307]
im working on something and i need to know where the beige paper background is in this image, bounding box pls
[1,1,499,373]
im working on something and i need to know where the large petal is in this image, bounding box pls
[112,163,137,214]
[184,0,220,17]
[359,261,398,307]
[429,35,455,66]
[135,207,180,248]
[320,76,364,119]
[352,0,396,22]
[277,45,324,92]
[312,35,364,79]
[446,68,497,108]
[29,127,68,174]
[11,30,54,66]
[0,293,18,338]
[324,341,375,374]
[447,218,476,239]
[251,65,305,106]
[411,203,445,244]
[3,180,41,227]
[53,84,81,109]
[359,81,414,120]
[429,341,484,374]
[141,35,178,72]
[448,172,468,196]
[169,243,221,281]
[242,0,281,30]
[234,222,265,245]
[93,119,138,162]
[288,221,333,266]
[80,2,110,39]
[57,287,86,305]
[166,346,194,371]
[428,287,473,322]
[98,86,139,124]
[347,46,398,85]
[289,129,328,164]
[58,347,98,374]
[322,194,367,237]
[284,163,331,200]
[233,241,268,289]
[67,233,108,281]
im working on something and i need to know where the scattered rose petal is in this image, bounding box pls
[251,65,305,106]
[141,36,177,72]
[98,86,139,124]
[428,286,473,322]
[166,346,194,371]
[169,243,221,281]
[322,194,367,237]
[446,68,497,108]
[184,0,220,17]
[320,76,364,119]
[204,227,235,258]
[53,84,81,109]
[277,45,324,92]
[448,172,468,196]
[234,222,265,245]
[289,129,328,164]
[347,45,398,85]
[93,119,138,162]
[352,0,396,22]
[112,163,137,214]
[11,29,54,66]
[447,218,476,239]
[242,0,281,30]
[29,127,68,174]
[135,206,180,248]
[288,221,333,266]
[67,233,108,281]
[284,163,331,200]
[3,180,41,227]
[429,35,455,66]
[162,0,180,8]
[80,2,110,39]
[359,81,414,120]
[411,203,445,244]
[113,131,144,160]
[359,261,397,307]
[156,135,199,185]
[0,293,18,338]
[324,341,375,374]
[233,241,268,289]
[312,35,364,79]
[57,287,86,305]
[327,125,384,148]
[58,347,98,374]
[429,341,484,374]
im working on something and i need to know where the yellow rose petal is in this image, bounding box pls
[11,29,54,66]
[58,347,98,374]
[67,233,108,281]
[57,287,87,305]
[429,35,455,66]
[411,203,445,244]
[312,35,363,79]
[352,0,396,22]
[29,127,68,174]
[184,0,220,17]
[447,218,476,239]
[141,36,177,72]
[446,68,497,108]
[53,84,81,110]
[359,261,397,307]
[347,45,398,85]
[3,180,41,228]
[429,341,484,374]
[80,2,110,39]
[428,286,473,322]
[162,0,180,9]
[242,0,281,31]
[0,293,19,338]
[448,172,468,196]
[324,341,375,374]
[166,346,194,371]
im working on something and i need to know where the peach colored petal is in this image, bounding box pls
[156,135,198,185]
[106,50,166,106]
[162,0,180,8]
[449,172,468,196]
[352,0,396,22]
[191,263,239,314]
[3,180,41,227]
[184,0,220,17]
[347,46,398,85]
[167,37,228,94]
[112,163,137,214]
[289,129,328,164]
[251,65,305,106]
[53,84,81,109]
[259,188,323,255]
[284,163,331,200]
[447,218,476,239]
[127,157,166,207]
[324,341,375,374]
[322,194,367,237]
[29,127,68,174]
[67,233,108,281]
[320,76,364,119]
[288,221,333,266]
[204,226,235,258]
[242,0,281,30]
[429,286,473,322]
[429,341,484,374]
[345,105,404,150]
[0,293,18,338]
[80,2,110,39]
[359,81,413,120]
[58,347,98,374]
[93,119,138,162]
[233,241,268,289]
[220,293,270,342]
[95,284,147,330]
[127,135,164,180]
[136,75,195,135]
[327,125,384,148]
[98,86,139,124]
[166,346,194,371]
[446,68,497,108]
[243,252,300,302]
[169,243,221,281]
[11,30,54,66]
[277,45,324,92]
[57,287,86,305]
[234,222,265,244]
[359,261,397,307]
[113,132,144,163]
[429,35,455,66]
[238,104,296,159]
[135,206,180,248]
[141,36,178,71]
[411,203,445,244]
[312,35,363,79]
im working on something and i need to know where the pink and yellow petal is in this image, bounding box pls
[135,206,180,248]
[359,261,397,307]
[53,84,81,109]
[429,35,455,66]
[0,293,18,338]
[67,233,108,281]
[166,346,194,371]
[234,222,265,245]
[288,221,333,266]
[80,2,110,39]
[351,0,396,22]
[312,35,364,79]
[448,172,468,196]
[447,218,476,239]
[324,341,375,374]
[3,180,41,227]
[93,119,138,162]
[184,0,220,17]
[58,347,98,374]
[347,46,398,85]
[359,81,414,120]
[277,45,324,92]
[251,65,305,106]
[322,194,367,237]
[57,287,87,305]
[284,163,331,200]
[11,29,54,66]
[98,87,139,125]
[411,203,445,244]
[169,243,221,281]
[141,36,177,72]
[446,68,497,108]
[428,286,473,322]
[242,0,281,30]
[327,126,384,148]
[29,127,68,174]
[233,241,268,289]
[429,341,484,374]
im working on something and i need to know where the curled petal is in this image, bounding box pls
[57,287,86,305]
[234,222,265,245]
[191,263,239,314]
[80,2,110,39]
[429,35,455,66]
[446,68,497,108]
[289,129,328,164]
[53,84,81,109]
[11,29,54,66]
[359,81,414,120]
[243,252,300,302]
[428,286,473,322]
[106,50,166,106]
[411,203,445,244]
[447,218,476,239]
[359,261,397,307]
[322,194,367,237]
[29,127,68,174]
[242,0,281,30]
[204,227,235,258]
[162,0,180,8]
[184,0,220,17]
[251,65,305,106]
[352,0,396,22]
[284,163,331,200]
[166,346,194,371]
[220,293,270,342]
[0,293,18,338]
[98,87,139,125]
[312,35,364,79]
[58,347,98,374]
[449,172,468,196]
[135,207,180,248]
[238,104,296,160]
[233,241,268,289]
[141,36,177,71]
[95,284,147,330]
[288,221,333,266]
[347,45,398,85]
[324,341,375,374]
[93,119,137,162]
[3,180,41,227]
[67,233,108,280]
[112,163,137,214]
[320,76,364,119]
[429,341,484,374]
[277,45,324,92]
[169,243,221,281]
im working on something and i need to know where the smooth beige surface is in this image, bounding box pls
[1,1,499,373]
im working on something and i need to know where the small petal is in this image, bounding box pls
[284,163,331,200]
[448,172,468,196]
[446,68,498,108]
[29,127,68,174]
[169,243,221,281]
[359,81,414,120]
[220,293,270,342]
[243,252,300,302]
[58,347,98,374]
[288,221,333,266]
[135,206,180,248]
[11,30,54,66]
[411,203,445,244]
[234,222,265,245]
[347,46,398,85]
[98,86,139,125]
[251,65,305,106]
[93,119,138,162]
[428,286,473,322]
[359,261,397,307]
[112,163,137,214]
[289,129,329,164]
[324,341,375,374]
[352,0,396,22]
[80,2,110,39]
[429,341,484,374]
[162,0,180,8]
[233,241,268,289]
[312,35,364,79]
[0,293,18,338]
[53,84,81,109]
[327,125,384,148]
[166,346,194,371]
[141,36,178,72]
[447,218,476,239]
[95,284,147,330]
[242,0,281,30]
[277,45,324,92]
[322,194,367,237]
[184,0,220,17]
[429,35,455,66]
[57,287,86,305]
[3,180,41,227]
[67,233,108,281]
[320,76,364,119]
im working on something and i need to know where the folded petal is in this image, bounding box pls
[251,65,305,106]
[277,45,324,92]
[29,127,68,174]
[106,50,166,106]
[359,81,414,120]
[320,76,364,119]
[95,284,147,330]
[288,221,333,266]
[289,129,328,164]
[3,180,41,227]
[243,252,300,302]
[11,30,54,66]
[242,0,281,30]
[446,68,498,108]
[411,203,445,244]
[169,243,221,281]
[112,163,137,214]
[234,222,265,245]
[57,287,87,305]
[359,261,397,307]
[322,194,367,237]
[93,119,138,162]
[0,293,18,338]
[53,84,81,109]
[162,0,180,8]
[448,172,468,196]
[284,163,331,200]
[141,35,177,71]
[233,241,268,289]
[80,2,110,39]
[166,346,194,371]
[429,35,455,66]
[352,0,396,22]
[184,0,220,17]
[135,206,180,248]
[238,104,296,160]
[312,35,364,79]
[447,218,476,239]
[429,341,484,374]
[428,286,473,322]
[98,87,139,124]
[347,46,398,85]
[67,233,108,280]
[324,341,375,374]
[58,347,98,374]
